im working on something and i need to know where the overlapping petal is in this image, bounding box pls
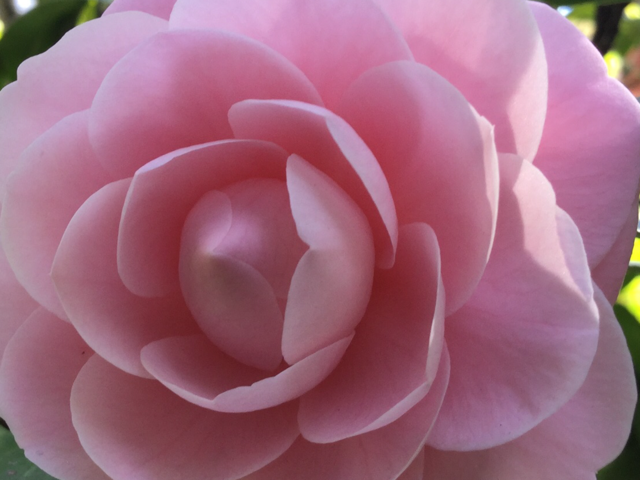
[89,29,321,178]
[141,333,352,412]
[169,0,413,108]
[229,99,398,268]
[397,452,425,480]
[298,223,444,443]
[423,288,637,479]
[52,180,198,378]
[141,335,265,405]
[1,111,112,320]
[71,356,299,480]
[530,2,640,269]
[0,243,37,359]
[283,155,375,364]
[427,154,600,451]
[0,308,108,480]
[0,11,166,195]
[374,0,547,160]
[339,60,499,313]
[118,140,288,298]
[242,348,449,480]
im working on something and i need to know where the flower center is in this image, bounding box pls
[179,178,306,371]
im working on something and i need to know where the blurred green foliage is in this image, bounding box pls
[0,0,102,88]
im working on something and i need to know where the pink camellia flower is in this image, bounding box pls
[0,0,638,478]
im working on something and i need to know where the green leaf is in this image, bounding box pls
[0,427,57,479]
[0,0,88,89]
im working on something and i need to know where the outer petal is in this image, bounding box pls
[52,180,198,378]
[374,0,547,159]
[530,2,640,267]
[0,242,37,359]
[427,154,600,451]
[140,333,352,412]
[104,0,177,19]
[169,0,413,108]
[283,155,375,364]
[338,61,499,314]
[119,140,288,298]
[298,223,444,443]
[0,308,108,480]
[423,288,637,480]
[1,111,112,320]
[242,348,450,480]
[71,356,299,480]
[89,29,321,178]
[229,99,398,269]
[0,11,166,195]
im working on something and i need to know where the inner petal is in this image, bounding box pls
[283,155,375,364]
[179,180,306,371]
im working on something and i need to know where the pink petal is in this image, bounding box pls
[179,189,284,371]
[141,333,352,412]
[427,154,600,451]
[374,0,547,160]
[52,180,198,378]
[283,155,375,364]
[0,241,38,359]
[118,140,288,298]
[71,356,299,480]
[397,451,424,480]
[89,29,321,178]
[229,99,398,269]
[592,205,638,304]
[210,179,307,301]
[142,335,266,402]
[1,111,111,320]
[104,0,177,19]
[530,2,640,267]
[298,223,444,443]
[338,60,499,314]
[242,347,449,480]
[0,308,108,480]
[423,287,637,479]
[169,0,413,108]
[0,11,166,196]
[213,334,352,412]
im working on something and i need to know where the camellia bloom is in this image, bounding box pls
[0,0,638,478]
